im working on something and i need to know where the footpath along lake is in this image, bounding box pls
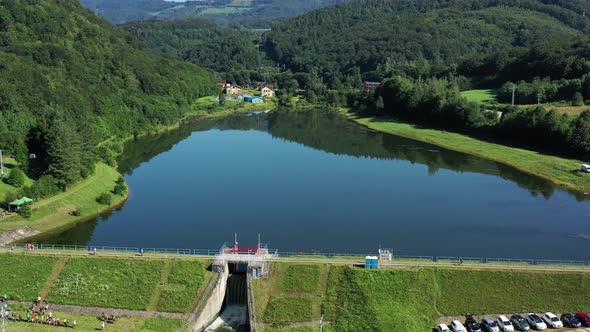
[35,109,590,260]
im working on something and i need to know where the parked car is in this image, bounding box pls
[438,323,452,332]
[525,314,547,330]
[575,312,590,327]
[497,315,514,332]
[481,317,500,332]
[510,314,530,331]
[465,315,482,332]
[560,313,581,328]
[451,320,468,332]
[541,312,562,329]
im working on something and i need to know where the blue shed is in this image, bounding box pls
[365,256,378,269]
[244,96,264,103]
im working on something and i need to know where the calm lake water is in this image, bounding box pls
[36,109,590,260]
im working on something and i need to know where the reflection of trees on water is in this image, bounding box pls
[117,114,266,175]
[118,109,584,202]
[267,109,586,201]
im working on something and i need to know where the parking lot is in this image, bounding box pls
[437,314,590,331]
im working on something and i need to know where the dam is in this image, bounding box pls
[191,240,274,332]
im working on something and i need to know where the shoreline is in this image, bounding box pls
[0,103,258,245]
[345,111,590,194]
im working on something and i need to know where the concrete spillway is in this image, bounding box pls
[192,244,272,332]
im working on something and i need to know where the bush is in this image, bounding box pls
[24,175,60,200]
[113,183,127,195]
[96,192,112,205]
[72,208,82,217]
[5,168,25,187]
[17,205,32,218]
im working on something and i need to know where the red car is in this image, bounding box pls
[574,313,590,327]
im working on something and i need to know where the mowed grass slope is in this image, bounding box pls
[0,254,58,301]
[254,263,329,326]
[353,116,590,193]
[255,264,590,332]
[46,257,165,310]
[0,163,126,234]
[156,260,213,313]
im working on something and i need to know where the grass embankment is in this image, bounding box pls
[0,163,127,236]
[254,264,590,332]
[351,115,590,193]
[1,254,213,314]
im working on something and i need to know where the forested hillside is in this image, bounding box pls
[0,0,217,189]
[266,0,589,86]
[122,19,265,84]
[80,0,350,27]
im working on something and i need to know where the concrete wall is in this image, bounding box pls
[246,274,257,332]
[192,263,229,332]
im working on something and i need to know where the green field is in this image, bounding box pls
[156,260,212,312]
[1,254,59,301]
[254,263,329,326]
[0,163,127,235]
[46,257,165,310]
[0,254,212,314]
[352,116,590,193]
[254,264,590,332]
[461,89,498,104]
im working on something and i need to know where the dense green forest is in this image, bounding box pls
[266,0,589,87]
[80,0,349,28]
[122,19,266,84]
[0,0,217,193]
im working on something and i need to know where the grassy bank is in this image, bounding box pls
[254,263,590,332]
[350,115,590,193]
[0,162,127,237]
[0,96,273,243]
[1,253,213,314]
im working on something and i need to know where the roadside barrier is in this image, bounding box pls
[3,243,590,269]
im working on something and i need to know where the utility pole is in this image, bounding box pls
[537,93,542,105]
[320,314,324,332]
[511,84,516,106]
[1,304,7,332]
[0,149,4,178]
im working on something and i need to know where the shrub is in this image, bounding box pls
[113,183,127,195]
[24,175,60,200]
[96,192,112,205]
[17,205,32,218]
[72,208,81,216]
[5,168,25,187]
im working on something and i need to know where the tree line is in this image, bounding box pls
[0,0,218,203]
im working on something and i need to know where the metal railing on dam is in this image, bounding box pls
[3,243,590,270]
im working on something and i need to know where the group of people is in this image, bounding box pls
[4,296,77,328]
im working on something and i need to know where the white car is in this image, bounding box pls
[542,312,563,329]
[438,323,452,332]
[526,313,547,330]
[451,320,468,332]
[497,315,515,332]
[482,317,500,332]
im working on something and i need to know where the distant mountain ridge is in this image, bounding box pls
[79,0,350,27]
[265,0,590,82]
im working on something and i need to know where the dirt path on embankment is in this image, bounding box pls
[7,301,188,319]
